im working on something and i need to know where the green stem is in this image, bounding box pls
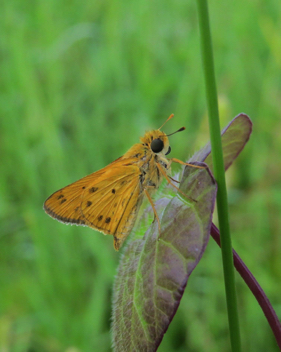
[196,1,242,351]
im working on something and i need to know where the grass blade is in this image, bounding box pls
[196,1,242,351]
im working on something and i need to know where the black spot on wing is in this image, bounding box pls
[105,217,111,224]
[89,187,98,193]
[60,198,67,204]
[86,201,92,207]
[98,215,103,221]
[57,194,64,200]
[112,189,116,194]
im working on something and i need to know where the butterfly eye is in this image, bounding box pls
[151,138,164,153]
[165,146,171,155]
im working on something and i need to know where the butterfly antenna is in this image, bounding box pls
[167,126,186,137]
[158,114,174,130]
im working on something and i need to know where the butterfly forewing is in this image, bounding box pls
[44,159,142,249]
[44,167,107,225]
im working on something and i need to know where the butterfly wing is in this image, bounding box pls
[44,158,143,250]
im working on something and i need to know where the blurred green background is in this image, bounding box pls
[1,0,281,351]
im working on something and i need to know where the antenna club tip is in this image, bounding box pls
[166,126,186,137]
[158,113,175,130]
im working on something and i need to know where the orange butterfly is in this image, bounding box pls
[44,114,201,250]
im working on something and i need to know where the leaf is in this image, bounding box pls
[112,113,253,351]
[112,163,217,352]
[190,113,252,172]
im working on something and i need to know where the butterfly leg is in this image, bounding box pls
[169,175,180,183]
[168,158,206,169]
[144,189,161,233]
[156,163,197,202]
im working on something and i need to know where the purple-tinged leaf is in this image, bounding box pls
[112,113,252,351]
[190,113,252,172]
[112,163,217,352]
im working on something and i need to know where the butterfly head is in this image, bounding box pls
[140,125,185,157]
[141,130,171,156]
[136,114,185,158]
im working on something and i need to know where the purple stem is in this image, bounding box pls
[211,223,281,349]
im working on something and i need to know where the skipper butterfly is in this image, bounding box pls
[44,114,202,250]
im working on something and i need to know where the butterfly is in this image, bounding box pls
[44,114,202,250]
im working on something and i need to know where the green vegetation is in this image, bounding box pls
[196,1,241,350]
[1,0,280,351]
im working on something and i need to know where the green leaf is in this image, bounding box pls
[112,163,217,351]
